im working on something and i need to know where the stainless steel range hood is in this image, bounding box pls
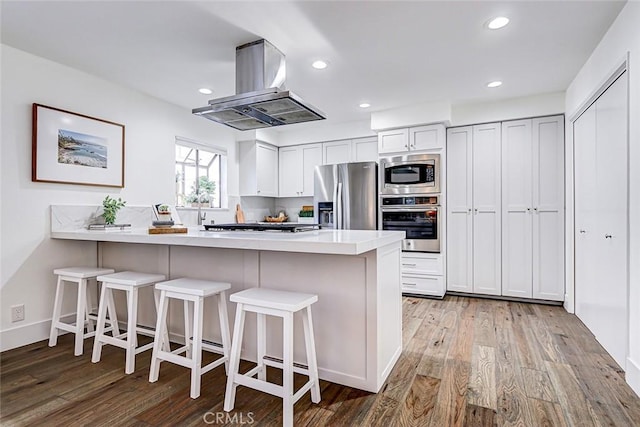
[193,39,326,131]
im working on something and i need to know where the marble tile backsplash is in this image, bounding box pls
[51,205,152,231]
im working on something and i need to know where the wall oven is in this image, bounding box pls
[380,153,440,195]
[381,195,440,252]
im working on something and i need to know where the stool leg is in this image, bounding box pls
[106,287,120,336]
[149,289,169,383]
[92,286,110,363]
[224,303,246,412]
[49,276,65,347]
[282,311,294,427]
[154,289,170,352]
[303,306,321,403]
[74,278,88,356]
[85,278,95,333]
[184,299,192,358]
[125,287,139,374]
[190,297,204,399]
[257,313,266,381]
[217,291,231,374]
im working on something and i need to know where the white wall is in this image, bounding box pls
[370,101,452,131]
[276,119,375,146]
[451,92,565,126]
[0,45,240,350]
[564,2,640,396]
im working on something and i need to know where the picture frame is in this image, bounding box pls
[152,203,182,224]
[32,103,125,187]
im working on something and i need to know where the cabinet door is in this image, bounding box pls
[532,116,564,300]
[256,142,278,196]
[446,127,473,292]
[501,120,532,298]
[378,128,409,154]
[301,144,323,196]
[472,123,502,296]
[323,140,352,165]
[278,146,302,197]
[352,137,378,162]
[410,124,445,151]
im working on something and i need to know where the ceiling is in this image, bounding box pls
[0,1,626,133]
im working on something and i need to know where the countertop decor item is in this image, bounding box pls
[264,212,288,223]
[148,225,188,234]
[235,204,245,223]
[32,103,125,188]
[102,196,126,225]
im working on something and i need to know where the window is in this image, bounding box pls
[175,137,227,208]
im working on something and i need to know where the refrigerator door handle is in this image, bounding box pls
[336,182,343,229]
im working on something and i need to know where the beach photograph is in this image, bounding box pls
[57,129,108,168]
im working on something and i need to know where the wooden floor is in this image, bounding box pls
[1,296,639,426]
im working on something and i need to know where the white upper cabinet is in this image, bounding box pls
[352,137,378,162]
[323,140,352,165]
[278,146,303,197]
[378,124,445,155]
[239,140,278,197]
[301,144,323,196]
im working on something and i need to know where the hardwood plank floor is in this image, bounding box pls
[1,296,639,426]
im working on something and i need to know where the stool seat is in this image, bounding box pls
[97,271,166,287]
[54,267,115,279]
[230,288,318,312]
[156,278,231,296]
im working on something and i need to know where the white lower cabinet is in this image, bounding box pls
[401,252,445,297]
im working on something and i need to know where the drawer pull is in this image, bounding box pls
[402,263,417,267]
[402,282,417,286]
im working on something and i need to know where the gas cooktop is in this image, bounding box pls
[203,223,320,233]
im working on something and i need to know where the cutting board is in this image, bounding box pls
[148,226,188,234]
[236,204,245,223]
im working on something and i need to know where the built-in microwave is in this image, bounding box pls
[379,153,440,195]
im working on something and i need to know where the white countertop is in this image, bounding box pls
[51,227,405,255]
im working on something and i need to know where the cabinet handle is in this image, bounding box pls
[605,234,612,239]
[468,208,471,213]
[579,229,586,234]
[474,208,478,214]
[404,144,408,148]
[402,263,417,267]
[402,283,417,287]
[534,207,538,212]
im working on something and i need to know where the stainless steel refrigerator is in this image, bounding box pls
[314,162,378,230]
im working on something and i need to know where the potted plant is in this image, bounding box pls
[186,176,216,207]
[102,196,126,225]
[298,207,314,224]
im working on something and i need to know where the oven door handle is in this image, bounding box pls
[381,206,440,212]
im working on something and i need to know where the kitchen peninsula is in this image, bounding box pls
[51,225,405,393]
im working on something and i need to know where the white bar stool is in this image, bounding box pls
[224,288,321,427]
[49,267,116,356]
[91,271,166,374]
[149,278,232,399]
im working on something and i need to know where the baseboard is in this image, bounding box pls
[0,313,76,352]
[627,356,640,398]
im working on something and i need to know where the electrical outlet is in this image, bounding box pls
[11,304,25,322]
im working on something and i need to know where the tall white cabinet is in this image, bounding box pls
[574,72,628,368]
[501,116,564,301]
[446,123,502,296]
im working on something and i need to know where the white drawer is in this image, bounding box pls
[401,274,445,297]
[401,253,443,275]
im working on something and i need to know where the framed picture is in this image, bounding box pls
[32,103,125,187]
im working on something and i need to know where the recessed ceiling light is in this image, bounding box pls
[359,103,371,108]
[312,60,328,70]
[487,81,503,88]
[487,16,509,30]
[198,88,213,95]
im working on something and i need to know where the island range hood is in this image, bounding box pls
[193,39,326,131]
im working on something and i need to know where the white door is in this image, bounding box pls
[301,144,323,196]
[256,143,278,196]
[446,127,473,292]
[472,123,502,295]
[501,119,533,298]
[352,137,378,162]
[323,140,352,164]
[593,73,628,368]
[410,124,445,151]
[378,129,409,154]
[278,146,302,197]
[532,116,565,300]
